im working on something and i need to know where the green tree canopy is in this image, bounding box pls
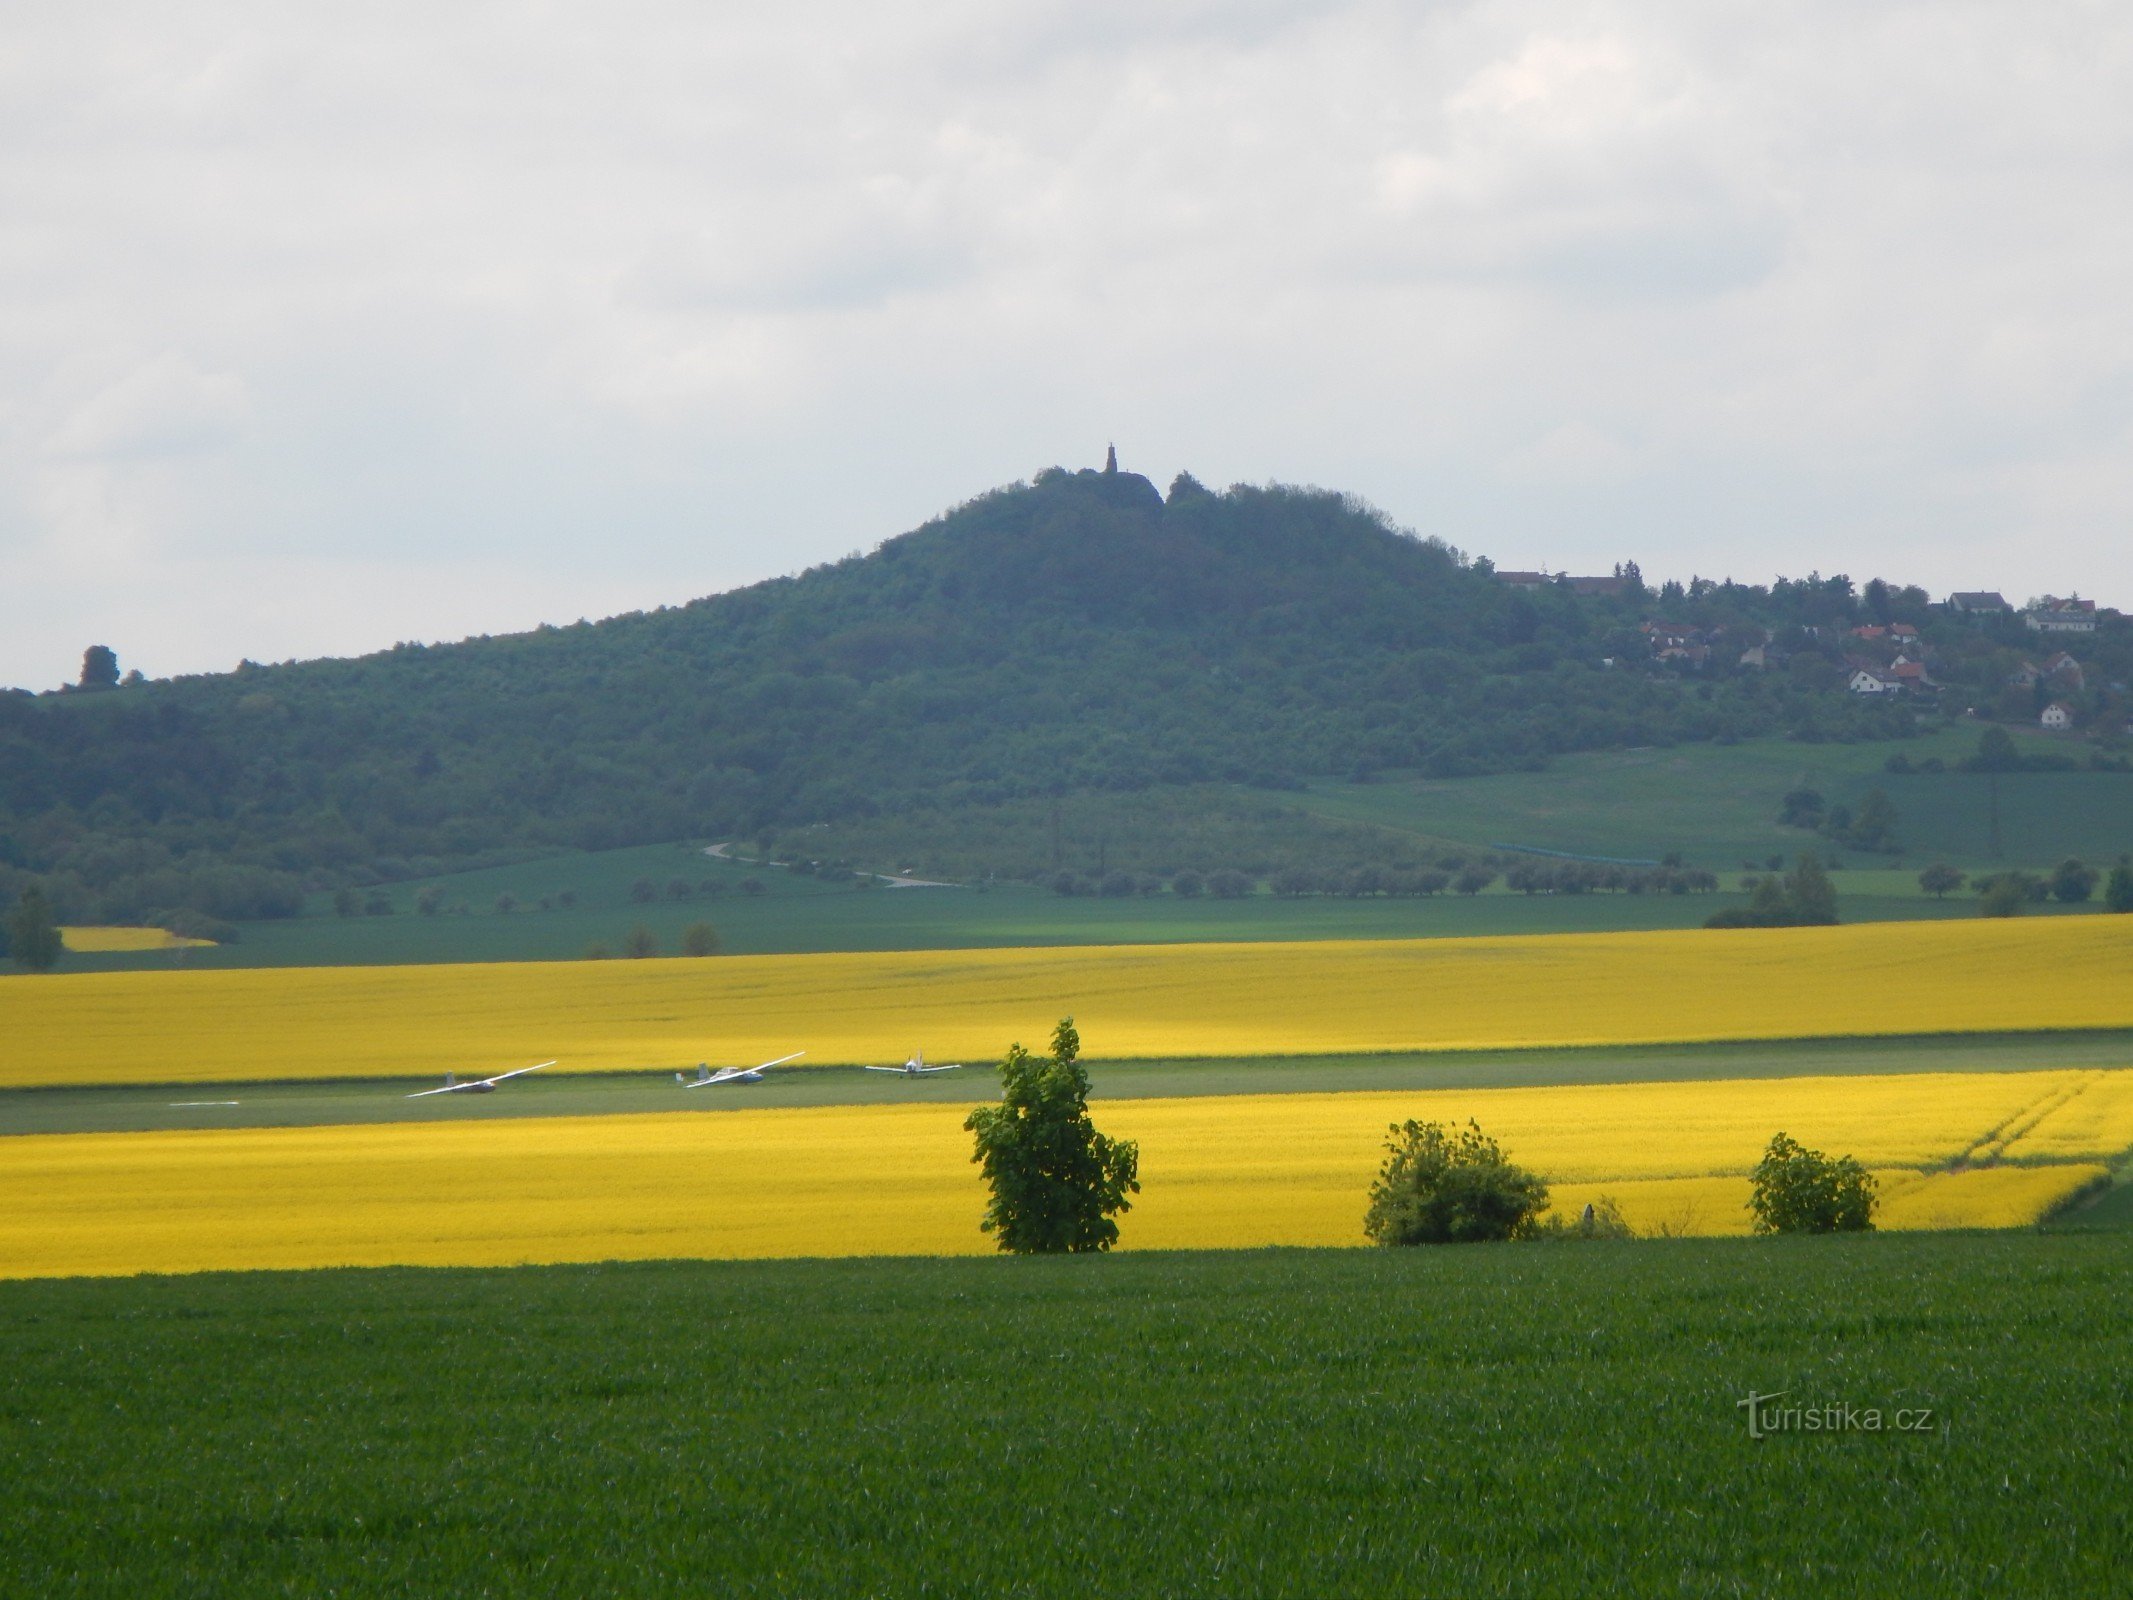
[1783,851,1840,925]
[77,645,119,692]
[1748,1133,1876,1234]
[6,884,63,971]
[1363,1118,1549,1245]
[966,1017,1140,1253]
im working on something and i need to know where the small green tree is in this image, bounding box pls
[78,645,120,692]
[1974,726,2022,771]
[1747,1133,1876,1234]
[680,921,720,956]
[623,925,658,958]
[1847,788,1902,853]
[2049,858,2099,904]
[1977,872,2035,917]
[1363,1119,1549,1245]
[1783,851,1839,925]
[966,1018,1140,1253]
[1918,863,1965,899]
[2106,857,2133,914]
[6,886,64,972]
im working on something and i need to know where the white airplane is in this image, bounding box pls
[407,1060,555,1099]
[864,1048,962,1077]
[677,1050,805,1087]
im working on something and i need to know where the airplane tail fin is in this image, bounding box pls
[445,1073,457,1088]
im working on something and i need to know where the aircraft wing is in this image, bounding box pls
[862,1065,905,1074]
[687,1050,804,1086]
[406,1059,554,1098]
[484,1059,556,1086]
[915,1064,962,1073]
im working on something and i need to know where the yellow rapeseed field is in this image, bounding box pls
[57,926,213,953]
[5,917,2132,1089]
[0,1069,2119,1278]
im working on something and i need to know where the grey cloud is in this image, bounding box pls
[2,1,2132,687]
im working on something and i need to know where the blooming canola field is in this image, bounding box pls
[5,917,2133,1089]
[2,1068,2124,1278]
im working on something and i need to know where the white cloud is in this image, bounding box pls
[44,353,250,460]
[1,1,2131,686]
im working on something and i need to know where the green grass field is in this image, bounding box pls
[1301,726,2133,871]
[3,1236,2128,1596]
[9,1030,2133,1139]
[40,838,2112,974]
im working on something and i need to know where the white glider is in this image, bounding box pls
[678,1050,806,1087]
[407,1060,556,1098]
[864,1049,962,1077]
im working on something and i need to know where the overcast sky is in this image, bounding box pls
[4,2,2131,689]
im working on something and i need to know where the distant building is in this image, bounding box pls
[2042,651,2086,690]
[2041,701,2074,730]
[1849,668,1905,695]
[2026,598,2098,634]
[1495,571,1549,590]
[1949,591,2011,614]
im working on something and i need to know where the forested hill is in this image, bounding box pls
[3,462,1919,920]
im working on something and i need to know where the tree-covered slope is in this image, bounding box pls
[1,463,1918,920]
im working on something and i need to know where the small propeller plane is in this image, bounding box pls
[864,1049,962,1077]
[677,1050,805,1087]
[406,1060,555,1098]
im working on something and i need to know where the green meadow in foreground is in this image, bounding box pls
[2,1236,2128,1597]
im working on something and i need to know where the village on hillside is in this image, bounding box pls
[1494,570,2128,739]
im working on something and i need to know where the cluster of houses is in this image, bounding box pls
[1841,622,1933,697]
[1493,571,2119,732]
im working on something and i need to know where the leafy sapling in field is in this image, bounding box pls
[1363,1119,1549,1245]
[966,1017,1140,1254]
[1529,1195,1637,1241]
[1747,1132,1876,1234]
[5,885,63,972]
[2107,857,2133,914]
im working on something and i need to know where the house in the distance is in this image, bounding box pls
[2042,701,2075,730]
[2026,597,2099,634]
[1950,591,2011,614]
[1495,570,1549,591]
[1849,667,1906,695]
[2041,651,2086,690]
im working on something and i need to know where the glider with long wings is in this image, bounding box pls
[406,1060,556,1098]
[864,1049,962,1077]
[677,1050,806,1087]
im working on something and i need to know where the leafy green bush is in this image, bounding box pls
[1976,871,2041,917]
[1747,1133,1876,1234]
[1529,1196,1636,1241]
[1363,1119,1549,1245]
[966,1018,1140,1254]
